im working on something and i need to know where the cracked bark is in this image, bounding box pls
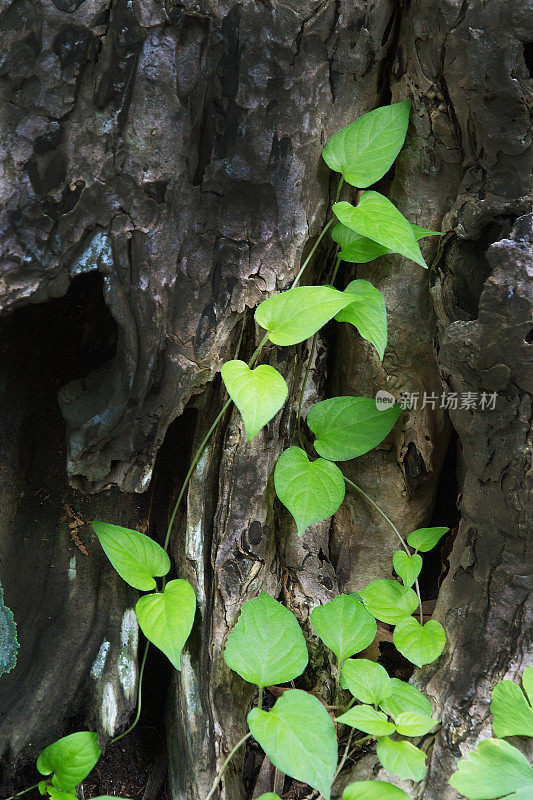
[0,2,531,800]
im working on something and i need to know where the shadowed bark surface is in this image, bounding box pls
[0,1,531,799]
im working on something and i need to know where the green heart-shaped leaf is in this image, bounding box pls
[274,446,345,536]
[92,521,170,591]
[333,281,387,360]
[37,732,101,791]
[448,738,533,800]
[406,527,449,552]
[256,795,282,800]
[224,592,308,688]
[337,705,395,737]
[379,678,433,719]
[135,579,196,671]
[255,286,353,346]
[247,689,338,800]
[221,360,288,441]
[394,711,438,737]
[393,618,446,668]
[343,781,411,800]
[333,193,427,269]
[341,658,392,705]
[307,397,401,462]
[310,594,377,664]
[491,674,533,738]
[322,102,411,187]
[359,579,418,625]
[376,737,427,782]
[392,550,423,588]
[332,222,440,266]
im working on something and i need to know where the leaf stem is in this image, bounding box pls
[258,686,263,710]
[204,732,252,800]
[333,728,354,783]
[111,637,150,743]
[343,477,409,553]
[330,254,342,284]
[4,783,41,800]
[343,476,424,624]
[292,219,335,288]
[333,733,373,785]
[296,332,317,446]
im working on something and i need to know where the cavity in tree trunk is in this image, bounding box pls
[0,2,531,800]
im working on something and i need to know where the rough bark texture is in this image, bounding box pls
[0,1,531,800]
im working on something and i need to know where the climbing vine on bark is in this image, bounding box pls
[6,102,463,800]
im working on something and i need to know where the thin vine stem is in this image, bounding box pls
[4,783,41,800]
[162,332,270,559]
[111,637,150,743]
[204,732,252,800]
[118,333,270,743]
[343,476,424,625]
[332,732,372,784]
[292,219,335,288]
[332,728,354,783]
[330,254,342,284]
[297,332,317,447]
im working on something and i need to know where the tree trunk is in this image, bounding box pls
[0,1,530,800]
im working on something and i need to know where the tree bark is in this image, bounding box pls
[0,1,531,800]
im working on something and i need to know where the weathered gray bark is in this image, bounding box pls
[0,1,531,799]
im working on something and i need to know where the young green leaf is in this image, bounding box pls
[376,737,427,782]
[221,360,288,441]
[224,592,308,688]
[274,446,345,536]
[406,527,449,552]
[341,658,392,705]
[333,193,427,269]
[336,705,395,737]
[307,397,401,462]
[392,550,423,589]
[490,675,533,738]
[333,281,387,360]
[343,781,411,800]
[393,618,446,667]
[448,738,533,800]
[379,678,433,719]
[247,689,338,800]
[36,732,101,791]
[322,102,411,187]
[255,286,353,346]
[310,594,377,664]
[256,795,282,800]
[359,579,418,625]
[393,711,438,737]
[92,521,170,591]
[332,222,440,265]
[135,579,196,671]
